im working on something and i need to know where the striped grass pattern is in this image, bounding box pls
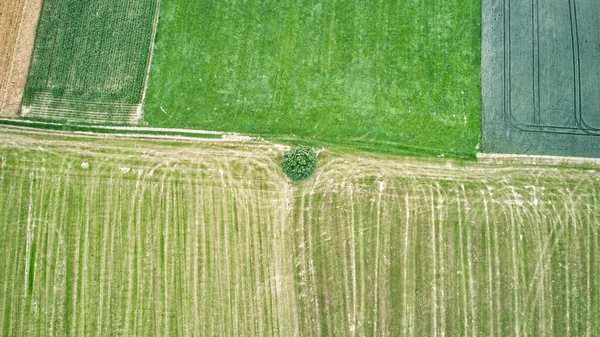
[0,130,598,336]
[21,0,159,124]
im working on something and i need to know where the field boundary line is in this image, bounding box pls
[0,123,286,146]
[477,153,600,167]
[137,0,162,123]
[0,118,223,134]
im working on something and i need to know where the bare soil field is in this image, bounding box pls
[0,0,43,116]
[0,126,598,336]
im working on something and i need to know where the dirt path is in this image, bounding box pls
[0,0,43,116]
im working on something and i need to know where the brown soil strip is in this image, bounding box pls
[0,0,43,116]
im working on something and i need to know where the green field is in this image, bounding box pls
[22,0,159,124]
[144,0,481,158]
[1,127,598,336]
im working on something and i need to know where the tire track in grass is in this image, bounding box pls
[141,176,153,335]
[528,186,546,336]
[565,191,572,337]
[224,185,236,335]
[239,187,253,334]
[297,186,321,337]
[564,186,586,336]
[358,188,367,337]
[259,187,275,336]
[0,167,27,336]
[271,185,299,337]
[349,184,358,336]
[523,188,539,335]
[51,171,72,336]
[67,173,82,337]
[593,194,599,337]
[43,175,62,336]
[41,173,59,335]
[342,185,353,335]
[456,187,469,337]
[268,189,283,336]
[0,164,8,326]
[247,188,261,334]
[243,188,258,335]
[177,177,188,336]
[21,170,46,336]
[190,180,201,335]
[166,179,176,336]
[232,188,243,336]
[136,174,152,336]
[339,184,352,336]
[215,186,226,335]
[25,170,47,335]
[176,179,186,335]
[95,173,111,334]
[516,196,532,335]
[79,174,92,336]
[195,185,206,335]
[585,204,592,337]
[488,187,504,336]
[549,202,563,334]
[23,172,34,299]
[124,174,143,335]
[137,176,151,335]
[372,180,383,337]
[8,169,29,336]
[402,192,410,337]
[213,185,226,335]
[328,182,346,336]
[245,186,259,335]
[482,191,496,337]
[461,184,477,337]
[430,187,438,337]
[410,188,419,337]
[316,190,334,334]
[526,185,570,335]
[435,183,448,337]
[508,189,521,337]
[380,182,393,335]
[161,179,170,336]
[116,178,128,334]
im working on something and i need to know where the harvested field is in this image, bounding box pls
[0,126,598,336]
[21,0,160,124]
[297,154,600,336]
[0,0,43,116]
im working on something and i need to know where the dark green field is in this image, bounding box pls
[22,0,159,124]
[145,0,481,157]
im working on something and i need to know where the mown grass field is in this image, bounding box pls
[1,127,598,336]
[21,0,160,124]
[145,0,481,158]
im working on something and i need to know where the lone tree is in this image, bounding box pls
[281,146,317,181]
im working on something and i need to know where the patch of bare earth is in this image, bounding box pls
[0,0,43,116]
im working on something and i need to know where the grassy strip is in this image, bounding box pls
[0,118,223,139]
